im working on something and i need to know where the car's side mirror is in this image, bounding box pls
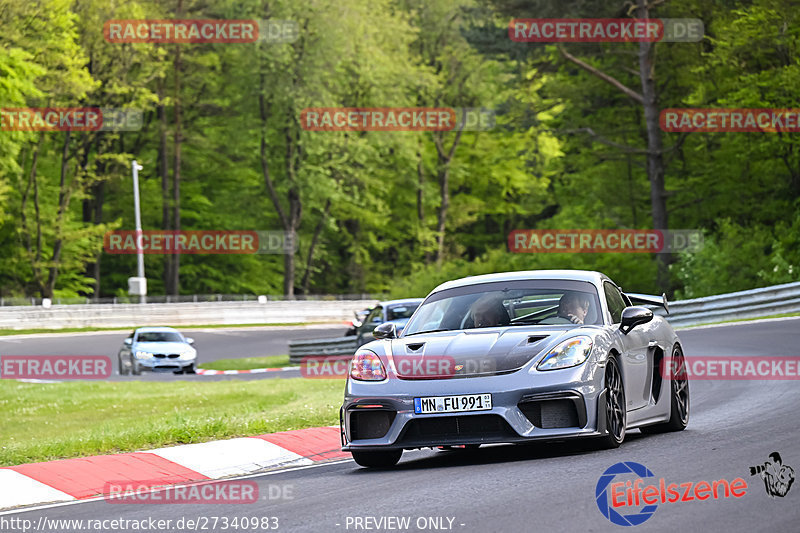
[124,338,133,346]
[185,337,194,345]
[620,306,654,335]
[373,322,397,340]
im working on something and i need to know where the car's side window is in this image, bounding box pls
[604,282,627,324]
[366,306,383,324]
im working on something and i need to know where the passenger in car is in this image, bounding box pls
[469,293,511,328]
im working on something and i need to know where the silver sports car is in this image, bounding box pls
[340,270,689,468]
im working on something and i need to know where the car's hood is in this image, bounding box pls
[388,327,571,378]
[133,342,192,354]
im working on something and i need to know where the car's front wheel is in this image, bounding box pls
[596,355,626,449]
[131,356,142,376]
[175,363,196,375]
[351,449,403,468]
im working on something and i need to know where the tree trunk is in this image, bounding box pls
[46,131,73,298]
[301,199,331,294]
[171,18,182,296]
[556,0,672,294]
[432,129,463,264]
[158,78,173,294]
[417,149,424,222]
[635,0,670,294]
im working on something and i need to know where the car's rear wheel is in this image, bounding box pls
[596,356,626,449]
[118,354,130,375]
[351,449,402,468]
[640,345,690,434]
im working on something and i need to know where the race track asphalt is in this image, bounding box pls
[2,317,800,532]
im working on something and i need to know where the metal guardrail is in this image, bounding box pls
[289,337,358,364]
[289,282,800,362]
[0,293,385,306]
[0,300,377,330]
[657,281,800,328]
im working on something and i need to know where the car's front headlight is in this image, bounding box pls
[180,350,196,359]
[134,350,153,359]
[537,336,593,371]
[350,349,386,381]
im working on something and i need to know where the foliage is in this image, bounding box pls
[0,0,798,300]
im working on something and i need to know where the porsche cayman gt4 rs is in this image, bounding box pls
[340,270,689,468]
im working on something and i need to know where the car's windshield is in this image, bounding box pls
[403,280,601,335]
[386,303,420,321]
[136,331,184,343]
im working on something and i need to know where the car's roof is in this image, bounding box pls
[135,326,181,333]
[430,270,608,294]
[378,298,424,307]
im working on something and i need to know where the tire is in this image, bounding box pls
[131,356,142,376]
[640,345,690,434]
[118,354,130,375]
[351,449,403,468]
[176,363,196,375]
[596,356,626,449]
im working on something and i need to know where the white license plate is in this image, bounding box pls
[414,394,492,414]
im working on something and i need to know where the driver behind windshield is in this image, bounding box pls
[541,292,591,325]
[469,293,511,328]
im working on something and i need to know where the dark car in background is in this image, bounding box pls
[355,299,423,347]
[345,308,372,336]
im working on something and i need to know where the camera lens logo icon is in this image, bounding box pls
[596,462,658,526]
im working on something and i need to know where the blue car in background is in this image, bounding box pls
[355,299,423,347]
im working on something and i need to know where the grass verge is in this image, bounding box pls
[0,378,344,466]
[198,355,292,371]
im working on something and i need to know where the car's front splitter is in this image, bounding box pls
[341,365,606,450]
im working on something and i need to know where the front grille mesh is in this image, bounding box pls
[351,410,396,440]
[519,399,580,428]
[398,414,516,445]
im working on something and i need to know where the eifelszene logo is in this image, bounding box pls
[595,462,747,526]
[749,452,795,498]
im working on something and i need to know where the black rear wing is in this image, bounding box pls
[625,292,669,315]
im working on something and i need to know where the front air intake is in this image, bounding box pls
[350,410,396,440]
[518,392,586,429]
